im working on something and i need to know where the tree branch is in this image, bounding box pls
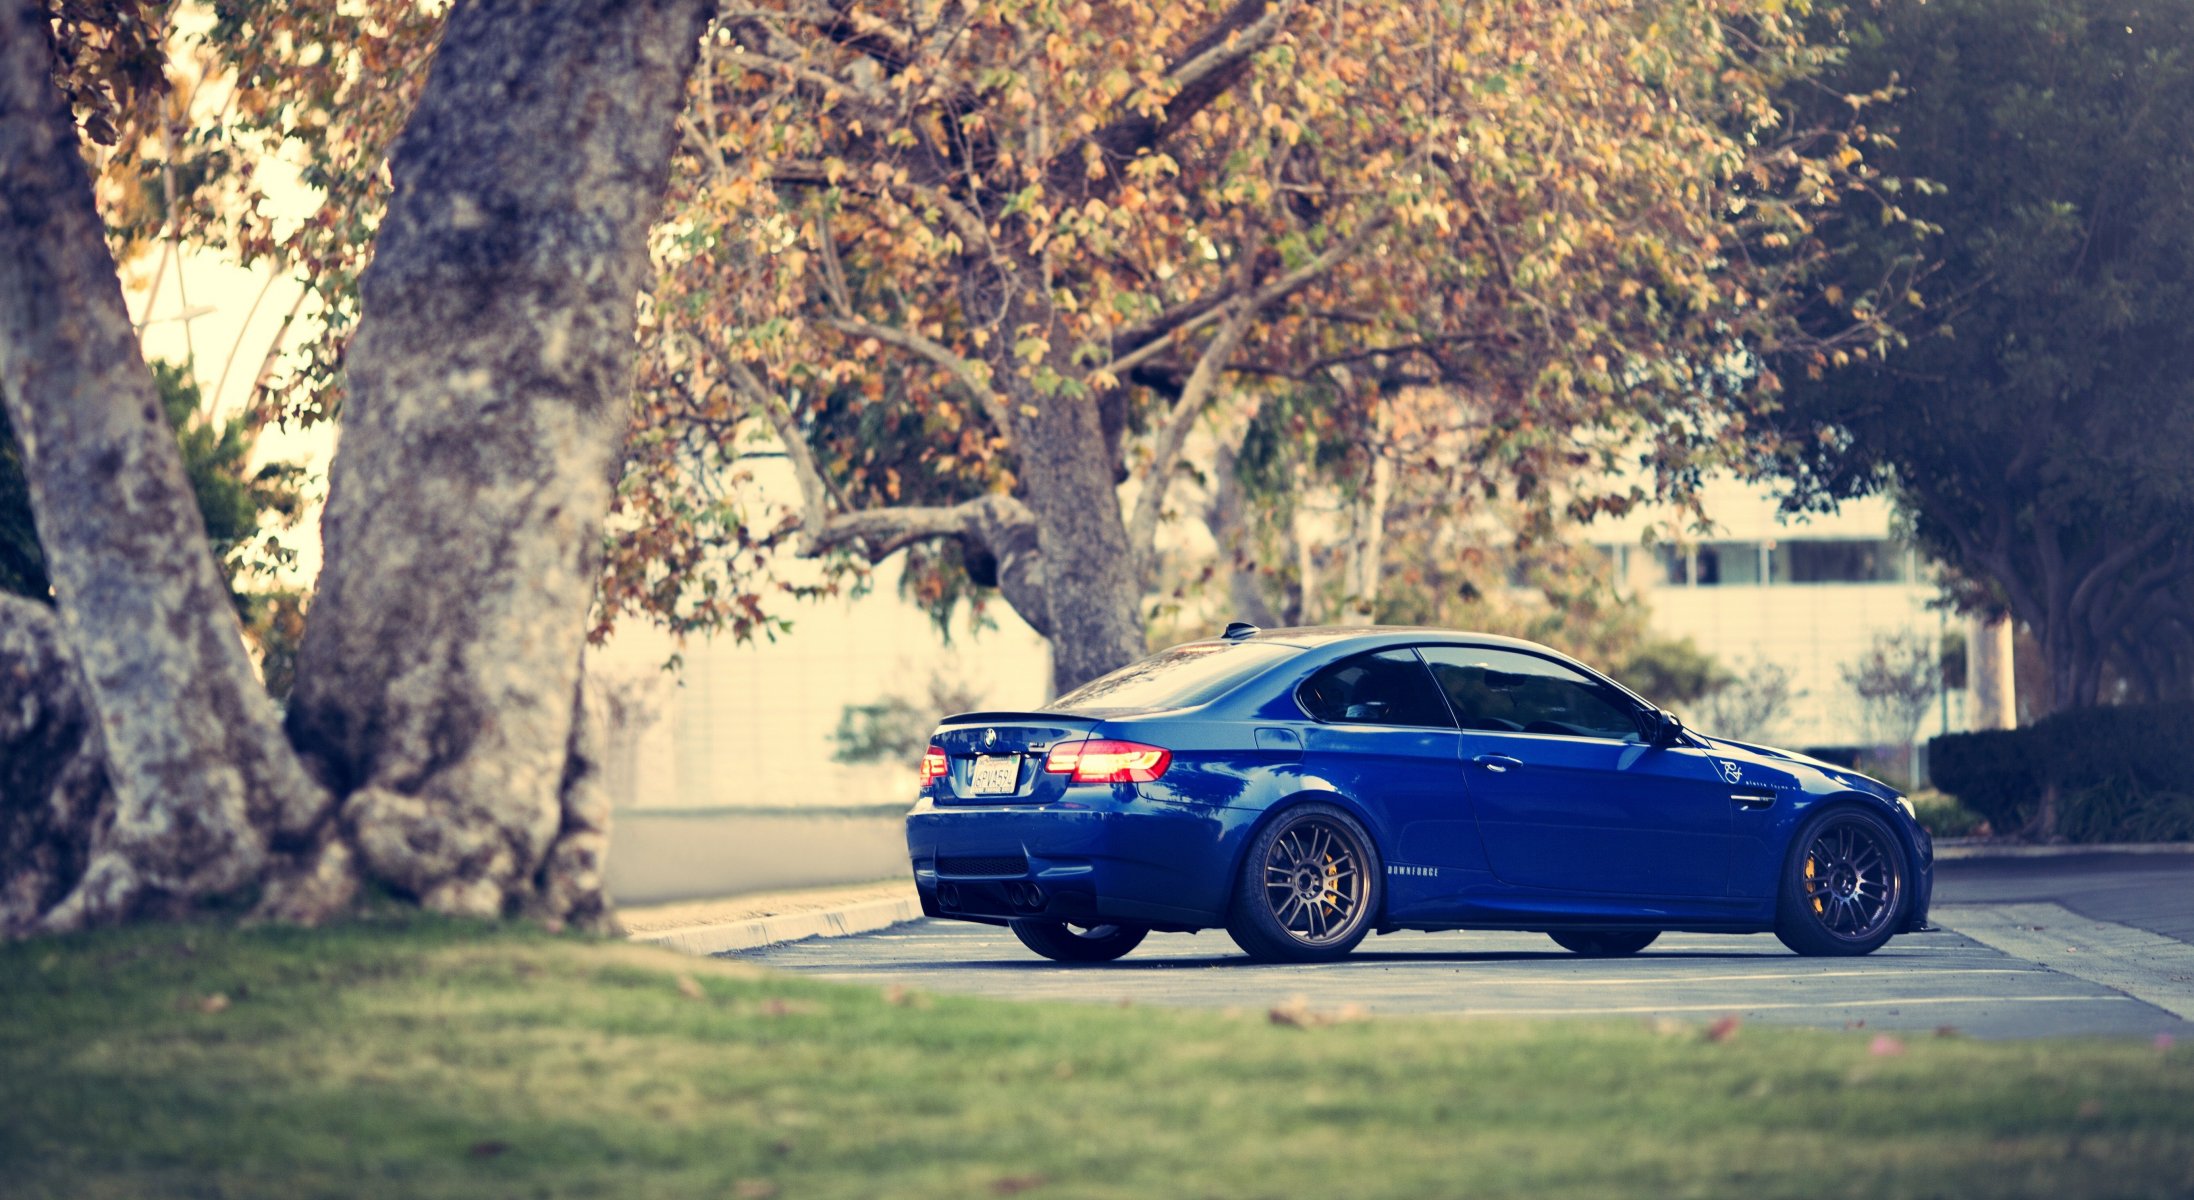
[1127,301,1255,557]
[726,359,839,554]
[821,314,1012,431]
[1108,214,1386,362]
[1058,0,1299,193]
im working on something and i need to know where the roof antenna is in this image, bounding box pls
[1222,621,1261,640]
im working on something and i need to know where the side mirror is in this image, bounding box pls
[1651,709,1686,746]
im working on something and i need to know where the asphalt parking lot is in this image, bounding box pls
[736,852,2194,1040]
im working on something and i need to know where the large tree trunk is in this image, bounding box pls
[0,0,331,931]
[1009,382,1149,694]
[285,0,712,919]
[2,0,710,935]
[0,595,111,934]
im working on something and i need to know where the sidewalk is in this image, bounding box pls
[1935,848,2194,945]
[621,877,920,956]
[1934,840,2194,860]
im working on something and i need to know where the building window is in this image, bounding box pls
[1783,540,1908,584]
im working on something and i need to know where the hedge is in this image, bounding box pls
[1929,703,2194,841]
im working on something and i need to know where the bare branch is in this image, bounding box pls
[1104,303,1231,378]
[726,359,837,552]
[821,314,1012,431]
[1127,301,1255,557]
[1058,0,1301,192]
[814,206,853,317]
[679,112,727,179]
[719,46,892,113]
[1109,214,1386,361]
[802,493,1025,562]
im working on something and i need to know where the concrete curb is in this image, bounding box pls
[1934,841,2194,860]
[632,893,924,956]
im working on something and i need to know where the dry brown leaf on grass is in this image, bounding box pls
[1704,1014,1741,1043]
[883,984,931,1008]
[196,993,230,1014]
[676,975,704,1000]
[1268,995,1371,1028]
[991,1174,1049,1194]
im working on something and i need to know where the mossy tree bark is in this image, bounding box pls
[0,0,332,932]
[0,0,711,934]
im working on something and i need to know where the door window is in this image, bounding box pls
[1418,646,1644,742]
[1296,650,1455,728]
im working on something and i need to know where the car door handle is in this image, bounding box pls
[1729,786,1777,809]
[1473,754,1524,774]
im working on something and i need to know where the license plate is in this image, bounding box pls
[969,755,1021,795]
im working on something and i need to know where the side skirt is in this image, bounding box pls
[1375,922,1773,936]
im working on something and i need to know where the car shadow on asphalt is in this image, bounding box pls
[891,947,1811,971]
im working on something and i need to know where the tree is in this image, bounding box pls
[615,0,1904,693]
[1617,637,1729,712]
[1771,0,2194,711]
[830,672,985,766]
[1843,629,1938,783]
[1695,658,1799,743]
[0,0,713,932]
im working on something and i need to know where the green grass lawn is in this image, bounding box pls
[3,916,2190,1199]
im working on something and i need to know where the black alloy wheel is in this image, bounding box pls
[1226,802,1382,963]
[1548,930,1661,956]
[1009,918,1149,963]
[1774,806,1907,957]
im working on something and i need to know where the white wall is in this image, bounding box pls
[589,462,1054,810]
[1594,477,1964,749]
[1637,582,1965,748]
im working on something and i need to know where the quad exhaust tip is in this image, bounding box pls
[1005,882,1047,910]
[936,881,1045,912]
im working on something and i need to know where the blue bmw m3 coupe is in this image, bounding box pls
[906,624,1933,964]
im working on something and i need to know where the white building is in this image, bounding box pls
[1592,478,1968,752]
[585,457,1053,811]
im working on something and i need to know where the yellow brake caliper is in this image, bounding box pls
[1806,854,1823,914]
[1323,855,1339,909]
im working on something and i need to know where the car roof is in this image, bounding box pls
[1217,625,1566,655]
[1197,625,1653,711]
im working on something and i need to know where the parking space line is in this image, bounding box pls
[1449,995,2137,1017]
[1355,968,2040,987]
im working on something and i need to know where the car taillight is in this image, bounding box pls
[1043,738,1171,783]
[919,746,949,783]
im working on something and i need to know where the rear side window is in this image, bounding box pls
[1418,646,1644,742]
[1296,649,1455,728]
[1053,642,1295,712]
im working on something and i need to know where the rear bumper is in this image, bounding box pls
[905,792,1259,931]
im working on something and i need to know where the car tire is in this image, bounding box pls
[1548,930,1660,956]
[1774,805,1908,957]
[1225,802,1383,963]
[1008,919,1149,963]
